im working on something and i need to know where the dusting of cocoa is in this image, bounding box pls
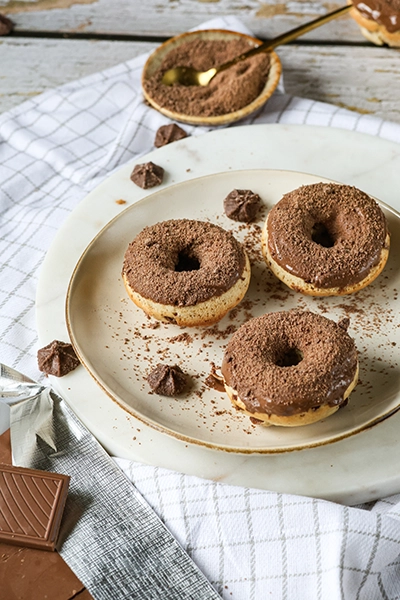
[143,38,271,117]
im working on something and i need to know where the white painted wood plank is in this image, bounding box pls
[0,37,156,112]
[1,37,400,125]
[2,0,367,43]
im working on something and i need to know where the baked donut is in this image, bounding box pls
[221,310,359,427]
[349,0,400,47]
[122,219,251,327]
[262,182,390,296]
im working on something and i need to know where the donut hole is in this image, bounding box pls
[311,222,335,248]
[175,248,201,272]
[275,347,303,368]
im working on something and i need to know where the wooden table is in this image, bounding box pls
[1,0,400,124]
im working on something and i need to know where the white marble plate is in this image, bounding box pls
[36,124,400,503]
[66,169,400,453]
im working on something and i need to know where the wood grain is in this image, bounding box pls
[1,37,399,124]
[2,0,369,42]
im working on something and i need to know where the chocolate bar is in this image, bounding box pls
[0,462,69,551]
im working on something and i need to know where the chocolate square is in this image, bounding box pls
[0,463,70,551]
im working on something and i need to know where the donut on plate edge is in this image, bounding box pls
[262,182,390,296]
[221,310,359,427]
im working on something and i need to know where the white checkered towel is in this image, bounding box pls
[2,15,400,600]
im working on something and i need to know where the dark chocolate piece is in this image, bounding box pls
[224,189,261,222]
[154,124,188,148]
[37,340,80,377]
[147,364,187,396]
[0,463,70,551]
[130,162,164,189]
[0,13,14,36]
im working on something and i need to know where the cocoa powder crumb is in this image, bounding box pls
[168,332,193,344]
[143,38,271,117]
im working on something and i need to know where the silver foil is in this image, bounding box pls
[0,363,220,600]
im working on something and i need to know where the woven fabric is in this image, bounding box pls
[1,15,400,600]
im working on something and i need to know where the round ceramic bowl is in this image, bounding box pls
[142,29,282,126]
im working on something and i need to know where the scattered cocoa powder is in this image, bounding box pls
[143,38,271,117]
[168,332,193,344]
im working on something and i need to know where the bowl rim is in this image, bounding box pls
[141,28,282,126]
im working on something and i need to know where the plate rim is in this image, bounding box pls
[65,167,400,454]
[36,123,400,503]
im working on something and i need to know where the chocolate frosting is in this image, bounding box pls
[122,219,246,306]
[130,162,164,189]
[267,183,388,289]
[37,340,80,377]
[221,310,358,417]
[353,0,400,32]
[147,364,187,396]
[224,189,261,223]
[154,124,188,148]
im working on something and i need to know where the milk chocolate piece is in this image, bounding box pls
[224,189,261,222]
[154,124,188,148]
[130,161,164,189]
[0,463,70,551]
[147,364,187,396]
[37,340,80,377]
[0,431,92,600]
[0,13,14,36]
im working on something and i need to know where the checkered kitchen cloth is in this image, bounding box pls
[2,14,400,600]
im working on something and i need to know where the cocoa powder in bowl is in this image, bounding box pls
[143,38,271,118]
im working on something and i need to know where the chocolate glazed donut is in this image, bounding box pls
[122,219,251,327]
[262,182,390,296]
[349,0,400,47]
[221,310,359,427]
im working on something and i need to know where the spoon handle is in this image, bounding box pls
[218,5,352,73]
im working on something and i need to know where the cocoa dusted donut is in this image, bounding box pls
[221,310,359,427]
[122,219,251,327]
[262,182,390,296]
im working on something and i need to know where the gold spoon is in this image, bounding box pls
[162,5,352,87]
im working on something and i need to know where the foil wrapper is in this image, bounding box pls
[0,363,220,600]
